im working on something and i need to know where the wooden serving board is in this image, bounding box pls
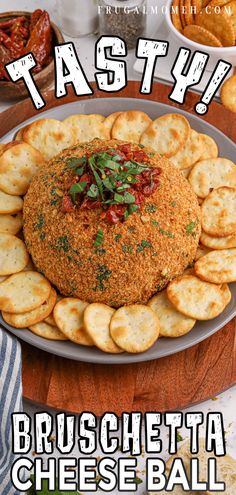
[0,82,236,414]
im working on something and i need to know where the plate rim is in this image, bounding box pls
[0,95,236,364]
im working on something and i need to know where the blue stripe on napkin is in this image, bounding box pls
[0,328,22,494]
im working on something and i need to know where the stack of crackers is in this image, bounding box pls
[172,0,236,47]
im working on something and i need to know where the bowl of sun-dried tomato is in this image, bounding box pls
[0,9,64,100]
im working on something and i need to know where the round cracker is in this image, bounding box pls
[171,0,184,31]
[0,213,22,235]
[195,248,236,283]
[0,271,51,314]
[198,133,218,160]
[44,314,57,326]
[224,0,236,37]
[221,283,232,306]
[110,305,160,353]
[195,244,212,260]
[2,288,57,328]
[83,303,123,353]
[180,0,187,26]
[0,144,6,155]
[183,24,223,46]
[14,124,30,141]
[140,114,190,158]
[0,190,23,214]
[195,8,235,46]
[221,75,236,113]
[188,158,236,198]
[209,0,232,5]
[22,119,76,160]
[167,275,228,320]
[22,257,35,272]
[181,166,193,178]
[184,0,195,24]
[111,111,152,143]
[0,233,29,276]
[44,295,62,326]
[200,230,236,249]
[148,291,196,337]
[192,0,203,16]
[0,142,46,196]
[53,297,93,346]
[170,130,203,169]
[104,112,122,131]
[201,187,236,237]
[64,114,109,143]
[29,321,67,340]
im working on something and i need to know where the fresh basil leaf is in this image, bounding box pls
[116,184,130,192]
[97,158,117,171]
[87,184,99,198]
[69,182,87,202]
[88,158,104,200]
[114,193,124,203]
[75,166,85,176]
[123,208,130,221]
[94,229,104,247]
[66,156,86,170]
[110,153,123,161]
[124,192,135,204]
[102,177,115,192]
[128,204,139,214]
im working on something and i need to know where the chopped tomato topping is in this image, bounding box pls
[104,205,126,224]
[62,145,162,225]
[62,195,74,213]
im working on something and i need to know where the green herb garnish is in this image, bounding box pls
[65,156,86,171]
[87,184,99,198]
[95,248,106,255]
[94,229,104,247]
[134,477,143,485]
[122,244,133,254]
[159,228,174,238]
[35,214,44,230]
[66,149,157,222]
[55,236,70,253]
[186,221,197,235]
[27,475,81,494]
[95,264,112,291]
[137,240,152,252]
[69,182,87,202]
[151,219,159,226]
[145,204,157,213]
[177,431,184,443]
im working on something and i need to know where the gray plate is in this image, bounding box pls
[0,97,236,364]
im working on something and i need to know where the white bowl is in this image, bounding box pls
[165,0,236,69]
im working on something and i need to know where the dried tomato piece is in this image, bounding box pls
[143,181,159,196]
[133,150,148,162]
[62,195,74,213]
[80,198,101,210]
[105,205,125,224]
[25,11,52,69]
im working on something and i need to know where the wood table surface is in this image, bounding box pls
[0,81,235,414]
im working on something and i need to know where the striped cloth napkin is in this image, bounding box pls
[0,328,22,495]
